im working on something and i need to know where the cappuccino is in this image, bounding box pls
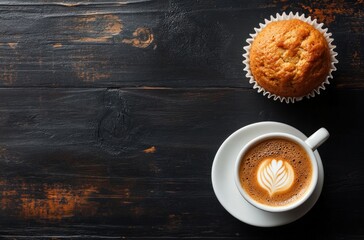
[238,137,312,207]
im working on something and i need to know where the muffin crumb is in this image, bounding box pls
[249,19,331,98]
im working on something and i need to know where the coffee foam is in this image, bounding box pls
[239,138,312,207]
[257,158,294,196]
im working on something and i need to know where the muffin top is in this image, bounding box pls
[249,19,331,98]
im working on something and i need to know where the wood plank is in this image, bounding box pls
[0,0,363,87]
[0,88,363,238]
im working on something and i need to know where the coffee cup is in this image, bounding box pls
[234,128,329,212]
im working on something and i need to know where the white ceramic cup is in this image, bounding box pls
[234,128,329,212]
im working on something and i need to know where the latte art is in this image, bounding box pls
[239,138,312,206]
[257,159,294,196]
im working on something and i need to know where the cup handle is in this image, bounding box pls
[305,128,330,151]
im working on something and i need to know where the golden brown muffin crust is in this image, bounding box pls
[249,19,331,97]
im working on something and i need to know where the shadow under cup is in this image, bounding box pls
[234,133,319,213]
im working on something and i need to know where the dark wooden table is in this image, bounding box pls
[0,0,363,239]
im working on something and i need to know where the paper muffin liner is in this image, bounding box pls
[243,12,339,103]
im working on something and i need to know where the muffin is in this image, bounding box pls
[243,12,338,103]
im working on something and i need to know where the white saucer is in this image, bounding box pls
[211,121,324,227]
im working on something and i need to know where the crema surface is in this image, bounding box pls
[239,138,312,207]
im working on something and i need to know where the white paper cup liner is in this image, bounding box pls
[243,12,339,103]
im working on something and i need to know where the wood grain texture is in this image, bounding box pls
[0,0,363,88]
[1,0,364,239]
[0,88,363,238]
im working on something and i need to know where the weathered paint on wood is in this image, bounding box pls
[0,0,363,87]
[0,0,364,238]
[0,88,363,238]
